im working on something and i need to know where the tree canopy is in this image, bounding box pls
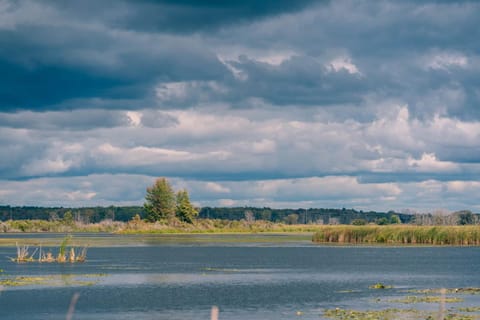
[176,189,198,223]
[144,178,176,222]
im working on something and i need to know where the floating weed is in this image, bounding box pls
[451,288,480,295]
[0,276,49,287]
[323,308,478,320]
[323,307,427,320]
[458,307,480,313]
[369,283,393,289]
[390,295,463,304]
[336,289,360,293]
[0,274,107,287]
[407,288,480,295]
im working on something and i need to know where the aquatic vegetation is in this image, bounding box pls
[451,288,480,295]
[0,274,105,287]
[390,295,463,304]
[458,307,480,312]
[407,287,480,295]
[0,276,48,286]
[10,236,87,263]
[10,243,37,262]
[323,307,478,320]
[323,307,479,320]
[312,225,480,245]
[369,283,393,289]
[323,307,428,320]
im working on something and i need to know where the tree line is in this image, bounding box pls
[0,177,478,225]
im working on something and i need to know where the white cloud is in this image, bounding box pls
[156,82,188,101]
[425,52,468,70]
[126,111,142,127]
[205,182,230,193]
[407,152,458,172]
[94,143,196,165]
[22,157,74,176]
[326,56,361,75]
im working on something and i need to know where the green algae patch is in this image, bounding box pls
[369,283,393,289]
[0,276,48,286]
[323,308,427,320]
[407,287,480,295]
[0,274,106,287]
[323,308,478,320]
[390,295,463,304]
[458,307,480,313]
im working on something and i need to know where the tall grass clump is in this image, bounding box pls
[11,235,87,263]
[312,225,480,245]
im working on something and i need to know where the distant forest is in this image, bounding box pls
[0,205,478,225]
[0,205,412,224]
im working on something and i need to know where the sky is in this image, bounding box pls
[1,0,480,212]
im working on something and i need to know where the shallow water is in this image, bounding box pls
[0,233,479,319]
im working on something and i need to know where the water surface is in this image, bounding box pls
[0,233,479,319]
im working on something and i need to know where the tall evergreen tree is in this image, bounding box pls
[144,178,176,222]
[176,189,198,223]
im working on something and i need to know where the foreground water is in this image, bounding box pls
[0,233,479,319]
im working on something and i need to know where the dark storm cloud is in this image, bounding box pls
[0,3,229,111]
[3,0,480,117]
[228,56,366,106]
[50,0,321,34]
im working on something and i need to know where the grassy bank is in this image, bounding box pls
[0,218,320,234]
[312,225,480,245]
[0,219,125,233]
[119,218,320,234]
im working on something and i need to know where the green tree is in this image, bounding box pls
[175,189,198,223]
[457,210,474,225]
[62,211,74,225]
[260,209,272,221]
[390,215,401,224]
[352,218,367,225]
[376,217,389,225]
[144,178,176,222]
[284,213,299,225]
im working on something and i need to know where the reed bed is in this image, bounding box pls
[10,236,87,263]
[312,225,480,245]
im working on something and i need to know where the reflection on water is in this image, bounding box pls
[0,234,479,319]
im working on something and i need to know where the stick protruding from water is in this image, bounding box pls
[66,293,80,320]
[211,306,219,320]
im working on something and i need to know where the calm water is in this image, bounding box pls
[0,233,479,319]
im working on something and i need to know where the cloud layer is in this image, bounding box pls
[1,0,480,211]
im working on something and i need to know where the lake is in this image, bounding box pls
[0,233,479,319]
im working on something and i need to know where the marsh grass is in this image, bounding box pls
[11,236,87,263]
[312,225,480,245]
[119,218,322,234]
[0,218,322,234]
